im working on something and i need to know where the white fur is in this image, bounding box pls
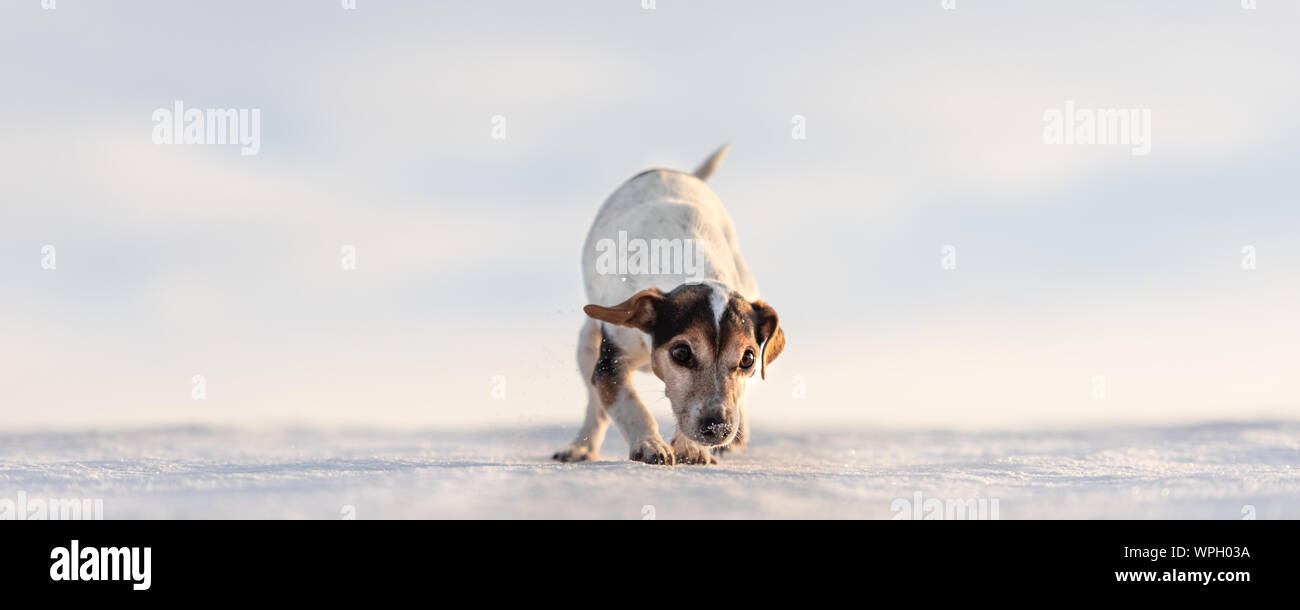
[582,168,758,308]
[706,280,730,331]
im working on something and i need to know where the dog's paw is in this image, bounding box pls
[552,445,598,463]
[671,435,717,465]
[629,438,675,465]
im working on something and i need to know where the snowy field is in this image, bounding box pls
[1,421,1297,520]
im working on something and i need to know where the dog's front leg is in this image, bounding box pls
[592,332,674,465]
[670,434,717,465]
[610,391,674,465]
[553,320,610,463]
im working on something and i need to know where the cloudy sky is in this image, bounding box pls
[2,0,1298,431]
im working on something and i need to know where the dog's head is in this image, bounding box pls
[584,283,785,447]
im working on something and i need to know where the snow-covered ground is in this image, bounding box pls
[1,421,1297,519]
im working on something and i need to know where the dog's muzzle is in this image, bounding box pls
[695,414,733,445]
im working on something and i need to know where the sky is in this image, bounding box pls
[2,0,1298,431]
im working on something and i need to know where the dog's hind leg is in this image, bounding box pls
[552,319,610,462]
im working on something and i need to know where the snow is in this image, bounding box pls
[1,421,1297,519]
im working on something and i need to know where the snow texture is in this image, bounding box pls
[1,421,1297,519]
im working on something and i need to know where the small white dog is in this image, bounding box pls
[553,146,785,466]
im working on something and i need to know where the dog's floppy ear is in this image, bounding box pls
[750,300,785,380]
[583,288,664,333]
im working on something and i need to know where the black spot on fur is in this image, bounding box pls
[592,326,625,385]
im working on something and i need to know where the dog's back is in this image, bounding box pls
[582,146,757,309]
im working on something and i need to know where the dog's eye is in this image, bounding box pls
[740,349,755,369]
[670,344,693,365]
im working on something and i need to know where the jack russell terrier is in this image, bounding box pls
[553,145,785,466]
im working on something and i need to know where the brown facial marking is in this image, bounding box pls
[645,285,718,348]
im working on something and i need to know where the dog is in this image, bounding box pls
[552,145,785,465]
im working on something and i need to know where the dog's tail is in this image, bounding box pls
[692,143,730,182]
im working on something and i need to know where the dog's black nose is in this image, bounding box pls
[698,415,729,440]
